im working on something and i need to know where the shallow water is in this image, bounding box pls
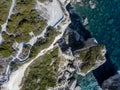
[74,72,102,90]
[73,0,120,70]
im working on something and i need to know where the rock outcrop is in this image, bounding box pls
[102,74,120,90]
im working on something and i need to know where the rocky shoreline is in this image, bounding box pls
[49,3,107,90]
[17,1,108,89]
[0,0,118,90]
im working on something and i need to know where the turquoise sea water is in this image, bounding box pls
[73,0,120,70]
[74,72,101,90]
[72,0,120,89]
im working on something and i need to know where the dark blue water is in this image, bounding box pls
[73,0,120,70]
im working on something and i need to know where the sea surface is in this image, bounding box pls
[72,0,120,89]
[74,72,102,90]
[73,0,120,70]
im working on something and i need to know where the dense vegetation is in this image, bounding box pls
[0,32,15,57]
[73,0,120,70]
[21,48,59,90]
[19,44,31,59]
[0,0,47,58]
[39,0,53,3]
[80,45,105,73]
[7,0,47,43]
[30,28,59,58]
[39,0,45,3]
[0,0,11,26]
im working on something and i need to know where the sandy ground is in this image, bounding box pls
[36,0,63,26]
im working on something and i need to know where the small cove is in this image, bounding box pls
[73,0,120,70]
[68,0,120,89]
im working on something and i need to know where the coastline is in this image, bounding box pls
[0,0,116,90]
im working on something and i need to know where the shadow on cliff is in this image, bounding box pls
[66,3,91,50]
[66,3,91,40]
[66,3,117,87]
[93,53,117,86]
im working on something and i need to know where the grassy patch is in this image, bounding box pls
[30,28,59,58]
[80,45,105,73]
[0,0,11,25]
[19,44,31,59]
[0,0,47,58]
[7,0,47,43]
[38,0,53,3]
[39,0,46,3]
[10,61,18,71]
[21,48,59,90]
[0,32,15,58]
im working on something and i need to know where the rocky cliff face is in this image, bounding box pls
[74,45,106,75]
[57,3,106,76]
[53,3,107,89]
[55,28,106,89]
[102,74,120,90]
[58,26,106,75]
[11,1,108,90]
